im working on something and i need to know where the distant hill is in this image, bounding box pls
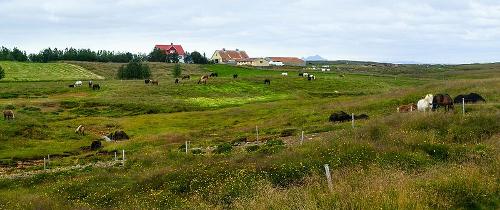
[303,55,327,61]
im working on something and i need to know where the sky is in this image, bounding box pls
[1,0,500,64]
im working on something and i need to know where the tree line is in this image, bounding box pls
[0,46,210,64]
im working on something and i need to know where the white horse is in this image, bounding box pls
[75,81,83,87]
[281,72,288,76]
[417,94,433,112]
[303,73,309,77]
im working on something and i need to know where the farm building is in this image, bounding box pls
[236,58,270,67]
[266,57,306,67]
[211,48,249,64]
[155,43,186,63]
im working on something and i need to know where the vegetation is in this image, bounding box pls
[0,65,4,80]
[172,64,182,78]
[0,61,498,209]
[190,51,209,64]
[117,60,151,80]
[0,61,103,81]
[0,47,28,62]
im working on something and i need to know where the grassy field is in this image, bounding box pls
[0,62,498,209]
[0,61,104,81]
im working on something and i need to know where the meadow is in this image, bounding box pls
[0,61,498,209]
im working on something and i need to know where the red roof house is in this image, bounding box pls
[155,43,186,63]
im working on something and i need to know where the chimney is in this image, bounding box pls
[223,48,226,51]
[236,49,239,51]
[171,43,173,46]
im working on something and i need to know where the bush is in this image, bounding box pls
[117,60,151,79]
[214,143,233,154]
[172,64,182,78]
[0,65,5,80]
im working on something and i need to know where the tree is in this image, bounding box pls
[0,65,5,80]
[117,59,151,79]
[166,52,179,63]
[172,64,182,78]
[191,51,208,64]
[148,48,167,62]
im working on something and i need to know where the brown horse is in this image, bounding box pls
[198,75,209,84]
[432,94,454,111]
[3,110,14,120]
[397,103,417,113]
[151,80,159,85]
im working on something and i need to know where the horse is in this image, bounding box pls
[453,93,486,104]
[264,79,271,85]
[151,80,159,85]
[92,84,101,90]
[175,78,180,84]
[303,73,309,77]
[299,73,304,77]
[3,110,14,120]
[417,94,434,112]
[209,73,218,77]
[182,75,190,80]
[233,74,238,79]
[69,84,75,88]
[198,75,209,84]
[308,75,315,80]
[75,81,83,87]
[282,72,288,76]
[89,80,93,88]
[329,111,368,122]
[397,103,417,113]
[75,125,85,135]
[145,79,151,84]
[432,94,454,111]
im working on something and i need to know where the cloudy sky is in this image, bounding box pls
[1,0,500,64]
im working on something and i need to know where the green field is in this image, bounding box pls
[0,62,498,209]
[0,61,104,81]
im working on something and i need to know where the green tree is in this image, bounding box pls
[117,59,151,79]
[191,51,208,64]
[172,64,182,78]
[148,48,167,62]
[0,65,5,80]
[166,52,179,63]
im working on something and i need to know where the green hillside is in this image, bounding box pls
[0,61,104,81]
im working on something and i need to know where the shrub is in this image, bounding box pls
[117,59,151,79]
[172,64,182,78]
[0,65,5,80]
[214,143,233,154]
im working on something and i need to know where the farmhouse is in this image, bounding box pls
[236,58,270,67]
[267,57,306,67]
[155,43,186,63]
[211,48,249,64]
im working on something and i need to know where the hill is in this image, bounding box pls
[0,61,104,82]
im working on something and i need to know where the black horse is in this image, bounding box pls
[175,78,180,84]
[264,79,271,85]
[432,94,454,111]
[233,74,238,79]
[329,111,369,122]
[454,93,486,104]
[210,73,218,77]
[145,79,151,84]
[182,75,190,80]
[92,84,101,90]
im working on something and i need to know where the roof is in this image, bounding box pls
[216,49,249,62]
[267,57,305,64]
[155,44,185,55]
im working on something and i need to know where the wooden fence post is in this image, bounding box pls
[43,158,46,170]
[122,150,125,166]
[324,164,333,192]
[462,98,465,115]
[351,113,355,129]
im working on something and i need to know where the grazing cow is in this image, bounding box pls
[69,84,75,88]
[3,110,14,120]
[417,94,434,112]
[182,75,191,80]
[282,72,288,76]
[329,111,368,122]
[75,81,83,87]
[264,79,271,85]
[299,73,304,77]
[198,75,209,84]
[397,104,417,113]
[454,93,486,104]
[432,94,454,111]
[145,79,151,84]
[151,80,159,85]
[92,84,101,90]
[75,125,85,135]
[89,80,93,88]
[210,73,218,77]
[175,78,180,84]
[233,74,238,79]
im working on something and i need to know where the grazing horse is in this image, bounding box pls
[233,74,238,79]
[151,80,159,85]
[209,73,218,77]
[264,79,271,85]
[75,125,85,135]
[89,80,93,88]
[454,93,486,104]
[282,72,288,76]
[397,103,417,113]
[198,75,209,84]
[75,81,83,87]
[308,75,316,80]
[3,110,14,120]
[182,75,191,80]
[329,111,369,122]
[303,73,309,77]
[175,78,180,84]
[92,84,101,90]
[69,84,75,88]
[417,94,434,112]
[145,79,151,84]
[432,94,454,111]
[299,73,304,77]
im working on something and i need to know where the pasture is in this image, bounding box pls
[0,61,104,81]
[0,62,498,209]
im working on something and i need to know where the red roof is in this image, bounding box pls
[216,49,249,62]
[155,44,185,56]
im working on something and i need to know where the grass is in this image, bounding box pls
[0,61,104,81]
[0,61,498,209]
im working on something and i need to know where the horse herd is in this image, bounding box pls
[69,80,100,90]
[398,93,486,113]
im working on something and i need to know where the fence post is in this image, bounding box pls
[324,164,334,192]
[43,157,46,170]
[351,113,355,129]
[114,152,117,161]
[122,150,125,166]
[462,98,465,115]
[185,141,189,154]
